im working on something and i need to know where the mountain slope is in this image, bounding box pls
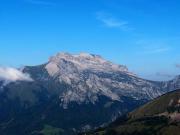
[130,90,180,119]
[0,52,179,135]
[86,89,180,135]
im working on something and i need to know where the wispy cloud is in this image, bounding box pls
[136,39,170,54]
[96,11,129,30]
[146,47,170,54]
[0,67,33,85]
[25,0,55,6]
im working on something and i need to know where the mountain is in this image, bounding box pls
[85,89,180,135]
[0,52,179,135]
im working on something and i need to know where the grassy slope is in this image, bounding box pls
[84,90,180,135]
[130,90,180,119]
[39,125,64,135]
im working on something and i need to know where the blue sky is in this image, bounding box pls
[0,0,180,81]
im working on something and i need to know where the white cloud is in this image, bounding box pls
[96,12,129,29]
[0,67,33,84]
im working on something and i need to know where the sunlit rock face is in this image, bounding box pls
[43,52,178,108]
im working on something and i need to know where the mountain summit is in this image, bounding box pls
[0,52,179,135]
[46,52,131,75]
[44,52,138,108]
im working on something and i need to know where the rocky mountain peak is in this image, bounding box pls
[47,52,131,75]
[79,52,101,58]
[49,52,107,64]
[42,52,139,108]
